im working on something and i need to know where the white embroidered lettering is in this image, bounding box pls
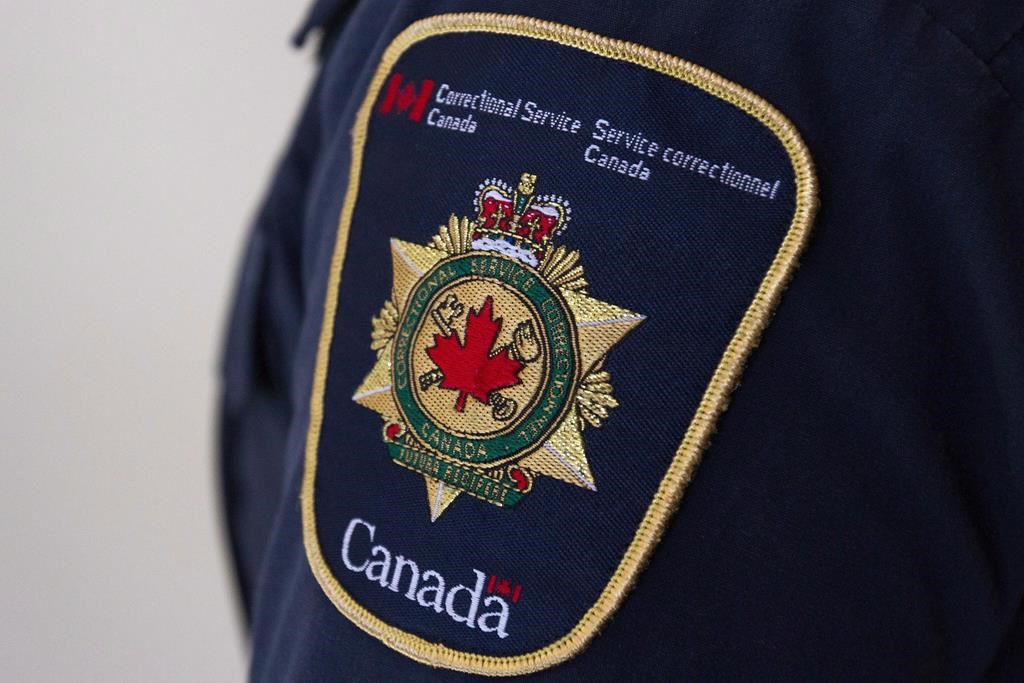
[584,144,652,181]
[477,595,511,639]
[341,518,373,572]
[342,518,514,638]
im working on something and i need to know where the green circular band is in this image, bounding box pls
[392,252,577,465]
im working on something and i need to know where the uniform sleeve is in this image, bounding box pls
[217,0,357,629]
[217,66,326,625]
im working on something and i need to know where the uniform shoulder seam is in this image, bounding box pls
[912,2,1024,113]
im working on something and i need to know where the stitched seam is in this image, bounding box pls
[912,2,1024,112]
[989,21,1024,64]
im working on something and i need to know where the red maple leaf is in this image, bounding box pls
[426,296,524,412]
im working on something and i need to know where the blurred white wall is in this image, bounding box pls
[0,1,314,680]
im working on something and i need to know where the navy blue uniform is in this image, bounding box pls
[220,1,1024,679]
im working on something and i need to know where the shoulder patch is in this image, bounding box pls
[303,13,816,675]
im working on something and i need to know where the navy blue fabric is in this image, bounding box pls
[220,1,1024,679]
[312,28,794,655]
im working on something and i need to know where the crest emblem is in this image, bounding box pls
[353,173,645,520]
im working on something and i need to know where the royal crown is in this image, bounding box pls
[472,173,571,267]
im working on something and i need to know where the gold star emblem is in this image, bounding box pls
[353,175,644,521]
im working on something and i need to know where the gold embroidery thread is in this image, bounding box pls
[301,12,818,675]
[352,173,643,518]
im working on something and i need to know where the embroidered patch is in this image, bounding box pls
[303,13,816,676]
[353,173,643,519]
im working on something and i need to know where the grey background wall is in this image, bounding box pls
[0,1,313,679]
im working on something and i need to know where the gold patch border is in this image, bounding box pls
[301,13,817,676]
